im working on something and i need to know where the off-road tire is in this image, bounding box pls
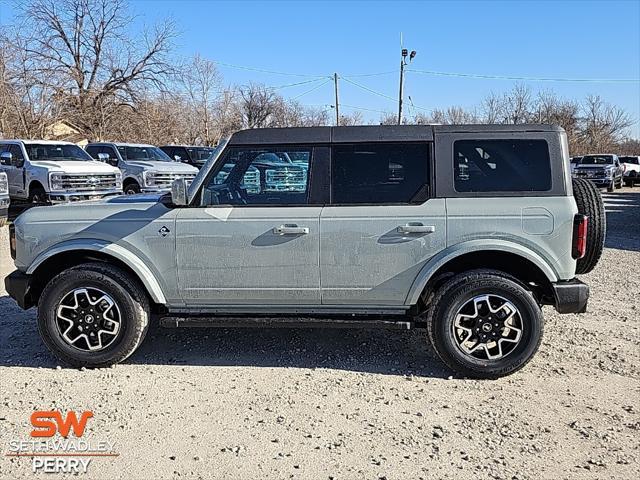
[572,178,606,274]
[426,270,543,379]
[37,262,150,368]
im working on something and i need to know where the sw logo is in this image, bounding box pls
[30,410,93,438]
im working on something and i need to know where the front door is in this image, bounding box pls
[175,145,321,306]
[4,144,27,198]
[320,142,446,305]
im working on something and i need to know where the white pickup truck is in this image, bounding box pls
[0,140,122,203]
[620,155,640,186]
[0,171,8,226]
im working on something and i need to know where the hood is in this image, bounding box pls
[124,160,198,173]
[15,193,166,225]
[30,160,120,174]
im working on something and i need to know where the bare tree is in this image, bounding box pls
[13,0,176,137]
[181,54,222,145]
[579,94,634,152]
[238,83,278,128]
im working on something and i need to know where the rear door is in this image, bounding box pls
[320,142,446,306]
[175,145,323,306]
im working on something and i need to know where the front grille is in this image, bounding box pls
[576,170,607,178]
[60,174,119,191]
[149,172,197,188]
[265,167,307,191]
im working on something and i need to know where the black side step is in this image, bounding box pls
[159,316,413,330]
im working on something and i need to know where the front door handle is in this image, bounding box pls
[273,224,309,235]
[397,223,435,234]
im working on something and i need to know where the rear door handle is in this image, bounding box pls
[273,224,309,235]
[397,223,435,234]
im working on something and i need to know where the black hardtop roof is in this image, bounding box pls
[228,124,564,145]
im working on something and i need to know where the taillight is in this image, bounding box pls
[572,214,588,259]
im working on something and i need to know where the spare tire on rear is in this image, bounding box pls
[572,178,606,274]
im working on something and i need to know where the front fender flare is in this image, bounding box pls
[27,239,167,304]
[405,239,559,306]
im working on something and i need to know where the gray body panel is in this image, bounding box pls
[320,201,446,305]
[11,124,579,315]
[175,206,321,305]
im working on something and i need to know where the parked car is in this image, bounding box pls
[570,156,582,174]
[572,154,624,192]
[5,125,604,379]
[0,171,9,226]
[85,142,198,194]
[0,140,122,203]
[159,145,216,169]
[619,155,640,187]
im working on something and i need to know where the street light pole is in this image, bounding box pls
[334,72,340,126]
[397,48,416,125]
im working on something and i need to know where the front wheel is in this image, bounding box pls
[124,181,141,195]
[426,270,543,379]
[29,186,48,204]
[37,263,150,367]
[607,179,615,192]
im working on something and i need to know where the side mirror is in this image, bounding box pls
[0,151,12,165]
[97,153,110,162]
[171,177,188,206]
[174,155,182,162]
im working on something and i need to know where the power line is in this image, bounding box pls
[407,69,640,83]
[292,78,332,100]
[340,77,397,102]
[213,60,326,78]
[342,70,398,78]
[340,104,389,114]
[269,78,329,90]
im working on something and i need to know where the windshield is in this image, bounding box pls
[581,155,614,165]
[187,138,228,201]
[26,144,94,162]
[119,146,173,162]
[620,156,639,165]
[187,147,215,162]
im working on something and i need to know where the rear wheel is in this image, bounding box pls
[426,270,543,379]
[572,178,606,274]
[37,263,150,367]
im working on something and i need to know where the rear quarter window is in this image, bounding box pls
[454,139,551,192]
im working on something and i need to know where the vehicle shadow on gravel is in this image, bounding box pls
[0,296,451,378]
[602,189,640,253]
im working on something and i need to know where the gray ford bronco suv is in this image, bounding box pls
[5,125,605,378]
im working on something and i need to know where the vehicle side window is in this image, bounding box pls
[9,145,25,167]
[454,139,551,192]
[177,148,189,160]
[86,146,99,158]
[201,146,311,206]
[330,143,429,204]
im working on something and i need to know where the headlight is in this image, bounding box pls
[48,172,65,191]
[142,171,157,187]
[0,175,8,195]
[114,172,122,190]
[604,169,614,178]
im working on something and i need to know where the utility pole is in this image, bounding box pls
[397,48,416,125]
[334,72,340,126]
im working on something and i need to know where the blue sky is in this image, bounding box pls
[2,0,639,136]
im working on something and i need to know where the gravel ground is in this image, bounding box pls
[0,188,638,480]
